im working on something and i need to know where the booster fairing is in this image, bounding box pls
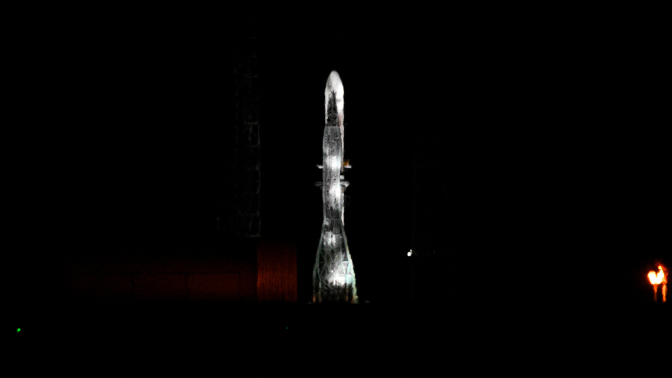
[324,71,345,155]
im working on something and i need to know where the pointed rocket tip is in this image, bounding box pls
[325,71,345,121]
[326,71,344,97]
[328,70,342,84]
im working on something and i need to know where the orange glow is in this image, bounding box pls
[647,265,668,302]
[648,270,661,285]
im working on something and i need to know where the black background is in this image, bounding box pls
[5,3,670,305]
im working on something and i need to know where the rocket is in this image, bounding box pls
[312,71,358,303]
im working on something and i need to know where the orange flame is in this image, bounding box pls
[648,269,662,285]
[647,265,668,302]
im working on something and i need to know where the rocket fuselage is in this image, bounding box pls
[322,95,343,226]
[313,71,357,304]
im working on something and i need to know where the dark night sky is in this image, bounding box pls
[6,3,671,304]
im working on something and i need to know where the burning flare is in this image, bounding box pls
[647,265,668,302]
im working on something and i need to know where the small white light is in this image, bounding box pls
[407,250,413,257]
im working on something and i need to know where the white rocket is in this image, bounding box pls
[312,71,358,303]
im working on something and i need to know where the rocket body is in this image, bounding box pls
[313,71,358,303]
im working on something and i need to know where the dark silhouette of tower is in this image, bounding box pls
[230,18,261,238]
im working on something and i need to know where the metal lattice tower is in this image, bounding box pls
[232,20,261,238]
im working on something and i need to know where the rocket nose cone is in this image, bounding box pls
[325,71,345,122]
[326,71,343,92]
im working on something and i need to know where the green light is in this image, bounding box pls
[285,326,289,330]
[17,328,21,333]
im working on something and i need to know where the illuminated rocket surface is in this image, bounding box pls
[312,71,358,303]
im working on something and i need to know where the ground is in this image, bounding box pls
[5,299,668,374]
